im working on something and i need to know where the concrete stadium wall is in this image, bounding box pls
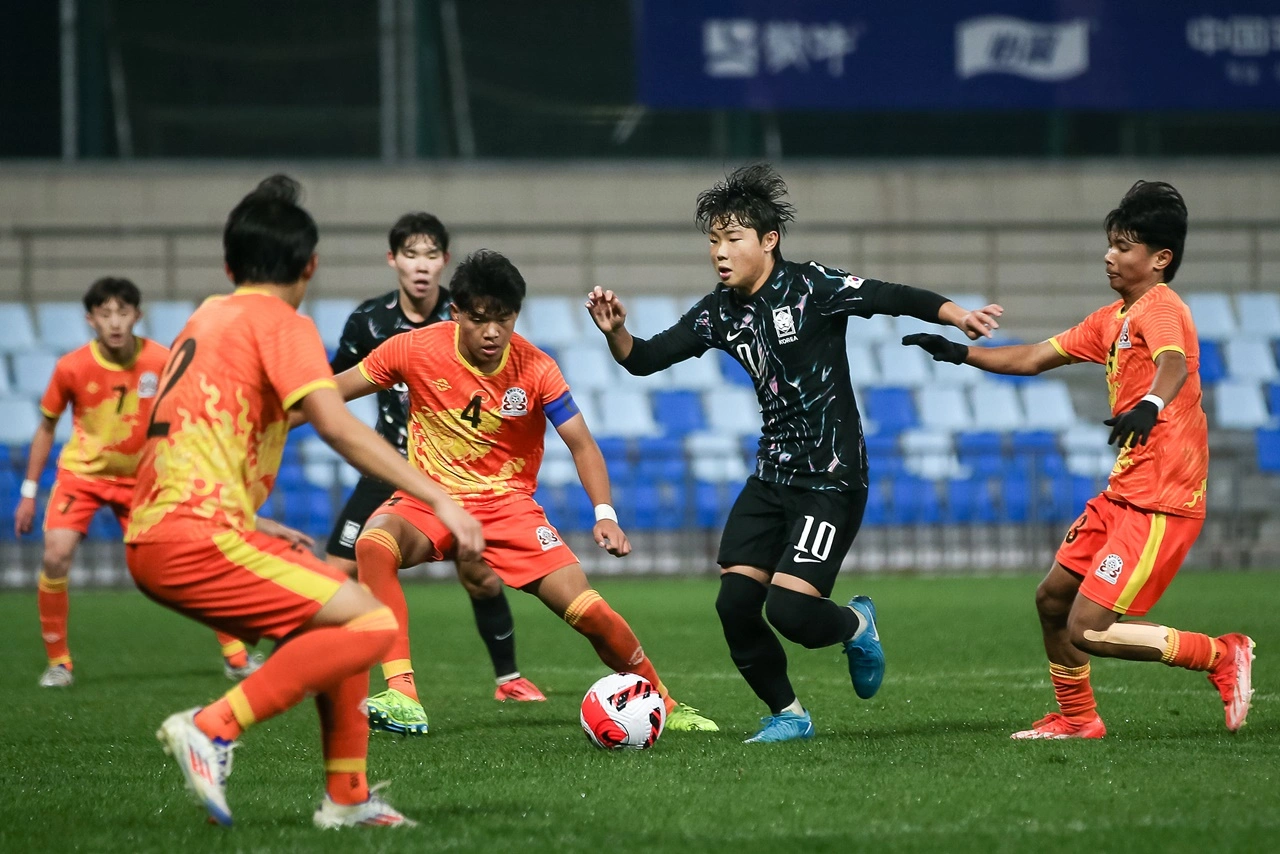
[2,159,1280,345]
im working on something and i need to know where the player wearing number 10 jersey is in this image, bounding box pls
[14,277,255,688]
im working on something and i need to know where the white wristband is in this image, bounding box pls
[1140,394,1166,413]
[593,503,618,523]
[20,479,38,499]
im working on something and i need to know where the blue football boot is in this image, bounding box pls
[843,595,885,699]
[744,710,815,744]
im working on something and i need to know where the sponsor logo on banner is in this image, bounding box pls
[957,16,1090,81]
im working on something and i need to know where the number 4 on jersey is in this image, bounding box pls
[460,394,483,428]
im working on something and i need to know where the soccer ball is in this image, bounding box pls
[580,672,666,750]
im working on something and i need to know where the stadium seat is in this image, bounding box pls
[35,302,91,353]
[1010,430,1064,477]
[1214,381,1272,429]
[686,431,749,483]
[930,358,982,388]
[1185,292,1236,340]
[702,386,762,437]
[955,431,1003,473]
[595,390,659,437]
[145,300,196,346]
[862,479,888,526]
[968,381,1026,431]
[864,432,903,476]
[0,304,37,355]
[876,342,931,387]
[846,342,880,387]
[1198,339,1226,385]
[1061,423,1114,478]
[918,385,974,433]
[846,313,894,345]
[1268,382,1280,417]
[625,295,682,340]
[519,296,582,348]
[1257,428,1280,473]
[693,480,742,529]
[0,398,40,445]
[310,298,359,350]
[1235,292,1280,338]
[889,475,941,525]
[944,476,998,524]
[0,359,11,396]
[864,387,918,435]
[716,349,755,388]
[559,342,619,392]
[1020,380,1076,429]
[668,353,723,390]
[346,393,378,428]
[13,350,59,398]
[1224,338,1278,382]
[901,429,964,480]
[651,390,706,437]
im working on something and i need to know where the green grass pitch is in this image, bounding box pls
[1,572,1275,853]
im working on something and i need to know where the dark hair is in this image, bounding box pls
[83,276,141,312]
[696,163,796,260]
[223,174,319,285]
[449,250,525,315]
[1104,180,1188,282]
[389,212,449,255]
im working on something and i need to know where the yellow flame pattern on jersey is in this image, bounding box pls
[59,392,145,478]
[126,375,287,539]
[407,405,527,498]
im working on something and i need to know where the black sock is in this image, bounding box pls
[470,591,518,679]
[715,573,796,714]
[765,586,860,649]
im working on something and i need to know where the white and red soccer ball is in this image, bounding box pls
[580,672,665,750]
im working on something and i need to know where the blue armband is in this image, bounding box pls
[544,391,580,427]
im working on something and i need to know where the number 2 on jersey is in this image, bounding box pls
[146,338,196,438]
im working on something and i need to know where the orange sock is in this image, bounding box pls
[356,530,417,700]
[1161,629,1222,672]
[37,572,71,668]
[194,607,398,743]
[317,670,372,805]
[216,633,249,668]
[564,590,673,711]
[1049,662,1097,723]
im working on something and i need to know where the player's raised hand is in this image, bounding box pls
[957,303,1003,340]
[436,501,485,562]
[594,519,631,557]
[257,516,315,549]
[14,497,36,537]
[585,286,628,334]
[1105,400,1160,448]
[902,333,970,365]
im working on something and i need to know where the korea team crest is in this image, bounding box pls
[500,387,529,416]
[535,525,562,551]
[772,307,798,344]
[138,372,159,398]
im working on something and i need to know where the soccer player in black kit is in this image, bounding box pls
[586,165,1003,743]
[326,213,545,735]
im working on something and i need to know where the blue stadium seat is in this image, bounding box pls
[1268,382,1280,417]
[651,390,706,437]
[862,479,888,527]
[889,475,941,525]
[864,387,918,435]
[693,481,742,529]
[1010,430,1064,477]
[944,476,997,524]
[717,349,754,388]
[88,510,119,541]
[864,433,902,476]
[1000,476,1032,523]
[276,463,307,490]
[1257,428,1280,473]
[1198,340,1226,385]
[955,431,1003,474]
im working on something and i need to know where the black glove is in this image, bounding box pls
[1105,400,1159,447]
[901,333,969,365]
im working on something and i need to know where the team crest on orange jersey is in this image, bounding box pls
[500,387,529,416]
[1116,317,1132,349]
[139,372,159,398]
[536,525,562,551]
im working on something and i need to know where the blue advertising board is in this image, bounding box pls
[635,1,1280,110]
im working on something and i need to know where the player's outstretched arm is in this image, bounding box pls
[287,366,381,430]
[938,301,1004,340]
[15,415,57,537]
[299,386,484,560]
[555,413,630,557]
[902,334,1070,376]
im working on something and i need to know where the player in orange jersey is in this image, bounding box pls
[125,176,482,828]
[905,181,1254,739]
[324,249,717,736]
[14,277,260,687]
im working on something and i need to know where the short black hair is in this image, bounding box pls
[696,163,796,260]
[449,250,525,315]
[389,212,449,255]
[223,174,319,285]
[83,276,141,312]
[1104,180,1188,282]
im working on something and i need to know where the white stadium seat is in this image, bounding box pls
[625,295,682,340]
[667,353,723,390]
[311,298,359,350]
[1060,424,1114,478]
[846,313,894,345]
[917,385,973,433]
[559,342,619,392]
[1184,292,1237,341]
[0,397,41,445]
[876,342,931,387]
[686,431,750,482]
[1223,337,1278,382]
[1214,381,1272,430]
[969,381,1026,431]
[1020,380,1077,429]
[593,389,659,437]
[1235,292,1280,337]
[519,296,582,348]
[846,342,880,387]
[12,350,59,398]
[35,302,92,353]
[145,300,196,346]
[0,303,37,355]
[702,386,762,437]
[901,429,965,480]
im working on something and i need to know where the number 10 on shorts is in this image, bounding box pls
[794,515,836,563]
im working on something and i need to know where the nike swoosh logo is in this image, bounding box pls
[494,630,513,641]
[792,555,822,563]
[725,329,746,341]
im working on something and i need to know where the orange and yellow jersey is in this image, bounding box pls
[125,289,336,543]
[358,322,574,505]
[39,338,170,482]
[1049,283,1208,518]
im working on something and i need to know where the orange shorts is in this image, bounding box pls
[1055,494,1204,616]
[372,492,579,589]
[126,528,349,644]
[44,472,133,535]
